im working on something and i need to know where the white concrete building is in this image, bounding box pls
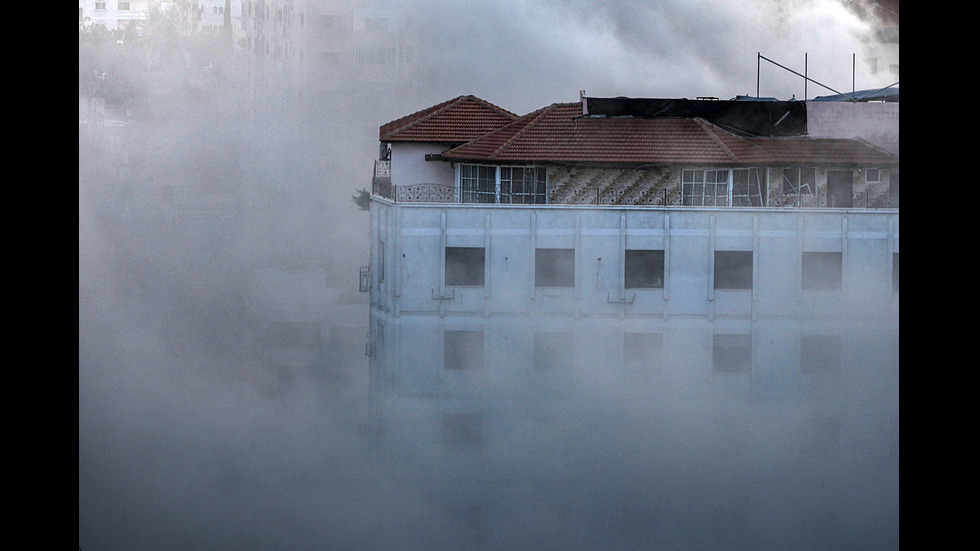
[79,0,157,31]
[361,93,899,547]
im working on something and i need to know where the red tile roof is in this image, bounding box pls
[379,95,519,143]
[390,97,897,167]
[745,136,895,165]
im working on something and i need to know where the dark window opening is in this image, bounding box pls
[535,248,575,288]
[625,249,665,289]
[802,252,842,290]
[713,333,752,373]
[444,330,484,370]
[827,170,853,208]
[714,251,753,290]
[445,247,485,286]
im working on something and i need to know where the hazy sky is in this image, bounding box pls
[79,2,897,549]
[414,0,877,114]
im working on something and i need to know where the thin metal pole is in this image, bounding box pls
[852,53,856,97]
[804,53,808,100]
[756,52,760,97]
[758,53,848,97]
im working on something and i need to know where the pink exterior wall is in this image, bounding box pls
[806,101,899,156]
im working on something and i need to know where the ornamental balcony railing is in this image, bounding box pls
[371,160,898,208]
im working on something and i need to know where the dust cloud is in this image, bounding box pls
[79,1,897,550]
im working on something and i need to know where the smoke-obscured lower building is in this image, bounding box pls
[362,92,899,548]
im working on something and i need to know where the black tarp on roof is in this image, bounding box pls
[584,97,807,137]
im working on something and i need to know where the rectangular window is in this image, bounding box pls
[623,332,663,371]
[711,334,752,373]
[802,252,842,290]
[444,330,484,370]
[535,248,575,288]
[865,168,879,183]
[118,1,131,10]
[499,166,547,204]
[682,169,729,206]
[534,332,575,370]
[892,252,899,293]
[459,164,497,203]
[442,413,483,449]
[445,247,485,286]
[781,167,816,195]
[800,335,842,374]
[459,164,547,204]
[731,168,766,206]
[713,333,752,373]
[625,249,665,289]
[95,1,106,9]
[714,251,753,290]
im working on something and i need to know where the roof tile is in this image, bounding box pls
[379,95,518,143]
[438,101,896,166]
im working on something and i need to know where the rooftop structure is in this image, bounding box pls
[372,93,898,208]
[361,91,898,548]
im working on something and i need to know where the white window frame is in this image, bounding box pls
[781,166,817,195]
[457,164,548,204]
[682,168,766,207]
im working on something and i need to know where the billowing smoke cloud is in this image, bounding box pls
[79,2,897,550]
[417,0,877,112]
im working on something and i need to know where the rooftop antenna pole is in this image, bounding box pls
[804,52,808,100]
[756,52,760,97]
[852,53,856,98]
[758,53,849,98]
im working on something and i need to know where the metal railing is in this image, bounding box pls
[371,161,898,209]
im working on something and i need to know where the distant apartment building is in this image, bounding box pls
[237,0,424,109]
[79,0,156,31]
[846,0,900,81]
